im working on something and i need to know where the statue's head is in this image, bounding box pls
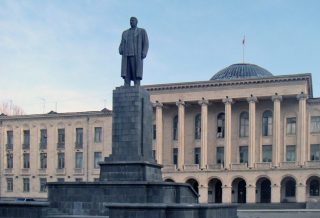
[130,17,138,28]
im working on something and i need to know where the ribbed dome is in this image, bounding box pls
[210,63,273,80]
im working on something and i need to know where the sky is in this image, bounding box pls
[0,0,319,114]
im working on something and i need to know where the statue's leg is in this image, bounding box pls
[124,57,133,86]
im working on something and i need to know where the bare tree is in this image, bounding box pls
[0,101,25,116]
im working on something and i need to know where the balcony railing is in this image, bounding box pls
[305,161,320,168]
[207,164,224,170]
[162,164,177,172]
[75,142,83,149]
[22,143,30,150]
[56,168,65,175]
[183,164,199,171]
[21,168,30,175]
[57,142,65,149]
[231,163,248,170]
[4,168,13,175]
[74,168,84,175]
[39,142,47,150]
[280,161,298,168]
[38,168,47,175]
[6,144,13,150]
[255,162,272,169]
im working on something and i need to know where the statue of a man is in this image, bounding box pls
[119,17,149,86]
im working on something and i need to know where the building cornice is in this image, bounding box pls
[307,98,320,105]
[0,109,112,121]
[144,73,313,98]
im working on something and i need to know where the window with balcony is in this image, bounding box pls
[286,117,296,135]
[23,178,30,192]
[195,114,201,140]
[76,128,83,148]
[40,129,47,149]
[311,116,320,133]
[173,148,178,165]
[6,130,13,149]
[310,144,320,161]
[57,128,65,148]
[239,146,248,163]
[262,145,272,162]
[75,152,83,169]
[23,130,30,149]
[40,178,47,192]
[217,113,225,138]
[94,127,102,143]
[216,147,224,165]
[173,115,178,140]
[57,152,65,169]
[286,145,296,162]
[7,178,13,192]
[262,110,273,136]
[239,112,249,137]
[94,152,102,169]
[194,147,201,164]
[23,153,30,169]
[40,153,47,169]
[6,153,13,169]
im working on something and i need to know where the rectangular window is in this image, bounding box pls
[75,178,83,182]
[40,153,47,169]
[173,148,178,165]
[239,146,248,163]
[57,178,65,182]
[23,153,30,169]
[194,147,201,164]
[94,152,102,169]
[23,130,30,149]
[23,178,30,192]
[76,128,83,148]
[94,127,102,143]
[286,117,296,135]
[311,116,320,133]
[286,145,296,162]
[75,152,83,169]
[57,152,65,169]
[40,178,47,192]
[262,145,272,162]
[40,129,47,149]
[216,147,224,165]
[57,128,65,148]
[6,130,13,149]
[153,124,156,140]
[311,144,320,161]
[6,153,13,169]
[7,178,13,192]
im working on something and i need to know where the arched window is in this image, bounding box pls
[195,114,201,139]
[239,112,249,137]
[285,179,296,197]
[262,110,273,136]
[217,113,225,138]
[310,180,320,196]
[173,115,178,140]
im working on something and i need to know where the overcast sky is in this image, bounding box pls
[0,0,319,114]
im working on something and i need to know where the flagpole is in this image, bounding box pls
[242,35,245,63]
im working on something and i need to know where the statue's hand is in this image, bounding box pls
[142,54,146,59]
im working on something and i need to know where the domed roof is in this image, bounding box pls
[210,63,273,80]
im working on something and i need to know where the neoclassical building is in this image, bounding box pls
[0,109,112,199]
[146,63,320,204]
[1,63,320,205]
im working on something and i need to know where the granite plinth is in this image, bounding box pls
[99,161,162,181]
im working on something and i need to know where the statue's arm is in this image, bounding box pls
[119,32,125,55]
[141,29,149,59]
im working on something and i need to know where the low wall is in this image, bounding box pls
[238,209,320,218]
[0,201,49,218]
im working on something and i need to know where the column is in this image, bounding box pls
[199,185,208,203]
[271,184,281,203]
[246,185,256,203]
[222,185,232,203]
[247,95,258,168]
[176,100,185,170]
[297,92,308,166]
[272,94,282,167]
[154,101,163,164]
[223,97,233,169]
[199,98,209,169]
[296,184,306,203]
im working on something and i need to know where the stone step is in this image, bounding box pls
[237,203,306,210]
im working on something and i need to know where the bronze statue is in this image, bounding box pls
[119,17,149,86]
